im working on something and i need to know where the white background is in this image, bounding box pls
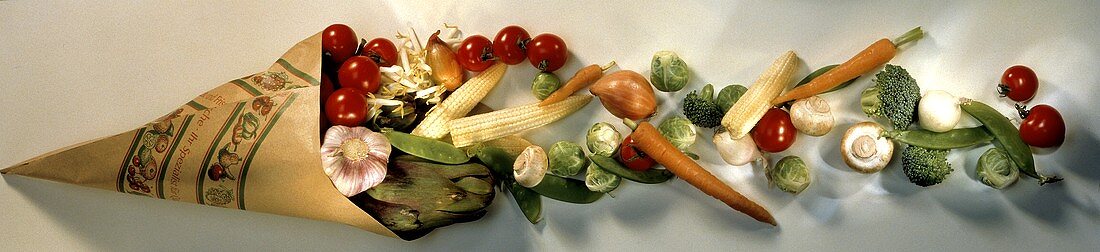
[2,1,1099,251]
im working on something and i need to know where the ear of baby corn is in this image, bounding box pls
[449,95,593,148]
[721,51,799,139]
[411,62,508,139]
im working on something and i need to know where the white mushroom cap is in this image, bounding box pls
[514,145,548,188]
[841,122,893,173]
[790,96,835,136]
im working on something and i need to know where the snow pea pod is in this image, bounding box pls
[961,100,1061,185]
[510,182,542,224]
[589,155,674,184]
[384,130,469,164]
[530,175,603,204]
[474,147,515,182]
[885,127,993,150]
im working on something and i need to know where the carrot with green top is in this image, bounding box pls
[771,27,924,105]
[629,122,777,226]
[539,61,616,106]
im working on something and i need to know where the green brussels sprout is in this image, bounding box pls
[586,122,621,157]
[584,162,620,193]
[976,148,1019,190]
[657,116,697,151]
[531,72,562,100]
[716,84,747,113]
[651,51,689,92]
[547,141,588,177]
[767,156,811,194]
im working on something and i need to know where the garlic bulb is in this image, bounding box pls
[320,126,392,197]
[514,145,549,188]
[713,129,764,166]
[790,96,835,136]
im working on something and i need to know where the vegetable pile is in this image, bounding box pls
[315,22,1071,239]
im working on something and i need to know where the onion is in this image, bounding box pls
[589,70,657,120]
[425,30,464,91]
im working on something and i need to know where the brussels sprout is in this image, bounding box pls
[584,162,620,193]
[547,141,588,177]
[976,148,1019,190]
[586,122,621,157]
[531,72,562,100]
[651,51,689,92]
[716,84,747,113]
[657,116,697,151]
[767,156,811,194]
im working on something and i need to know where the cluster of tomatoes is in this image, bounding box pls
[320,24,400,128]
[459,25,570,72]
[998,65,1065,148]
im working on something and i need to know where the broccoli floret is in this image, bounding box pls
[682,84,723,128]
[901,145,952,187]
[861,64,921,129]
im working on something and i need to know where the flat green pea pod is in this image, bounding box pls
[589,155,673,184]
[510,181,542,224]
[961,99,1061,185]
[767,156,811,194]
[584,162,620,193]
[475,147,516,182]
[716,84,747,113]
[529,174,603,204]
[884,127,993,150]
[531,72,562,100]
[383,130,469,164]
[976,148,1019,189]
[547,141,587,176]
[794,64,858,94]
[651,51,689,92]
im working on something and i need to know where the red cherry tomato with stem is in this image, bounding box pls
[322,24,358,64]
[998,65,1038,102]
[457,35,496,72]
[1016,104,1065,148]
[752,108,797,152]
[325,88,369,126]
[360,38,399,67]
[493,25,531,65]
[527,33,568,72]
[617,136,656,171]
[338,56,381,94]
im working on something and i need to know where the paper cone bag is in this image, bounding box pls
[1,32,398,238]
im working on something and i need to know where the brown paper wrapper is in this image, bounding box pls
[1,32,398,238]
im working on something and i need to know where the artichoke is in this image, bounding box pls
[351,155,496,240]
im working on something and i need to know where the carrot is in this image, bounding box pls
[771,27,924,105]
[629,122,777,226]
[538,61,616,106]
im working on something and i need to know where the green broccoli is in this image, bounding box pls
[901,145,952,187]
[682,84,723,128]
[861,64,921,129]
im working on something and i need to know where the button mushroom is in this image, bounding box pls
[840,122,893,173]
[790,96,835,137]
[514,145,549,188]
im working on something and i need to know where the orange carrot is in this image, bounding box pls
[630,122,777,226]
[771,27,923,105]
[538,61,616,106]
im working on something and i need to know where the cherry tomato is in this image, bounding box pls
[998,65,1038,102]
[456,35,495,72]
[360,38,399,67]
[338,56,381,94]
[325,88,369,126]
[617,136,656,171]
[320,74,336,104]
[526,33,568,72]
[751,108,797,152]
[1018,104,1065,148]
[322,24,358,64]
[493,25,531,65]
